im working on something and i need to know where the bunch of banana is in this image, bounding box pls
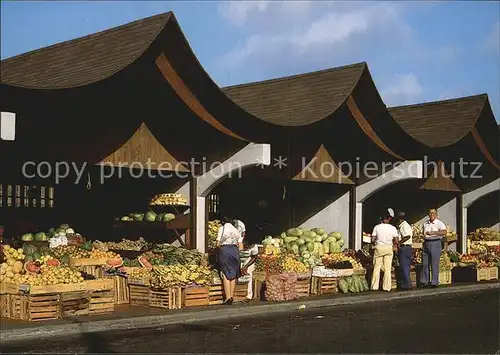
[208,220,222,250]
[446,226,457,242]
[150,264,211,289]
[412,224,424,243]
[469,241,488,254]
[469,228,500,241]
[439,251,453,271]
[280,255,309,273]
[150,193,187,206]
[127,267,151,284]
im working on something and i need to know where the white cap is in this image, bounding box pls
[387,208,394,218]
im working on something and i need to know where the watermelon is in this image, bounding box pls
[21,233,34,242]
[106,258,124,268]
[24,261,41,274]
[32,252,41,261]
[138,256,152,268]
[60,254,70,265]
[46,259,61,267]
[23,243,37,256]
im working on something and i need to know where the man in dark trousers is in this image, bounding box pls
[396,212,413,290]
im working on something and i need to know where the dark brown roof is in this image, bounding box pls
[388,94,487,147]
[0,12,171,89]
[222,63,366,126]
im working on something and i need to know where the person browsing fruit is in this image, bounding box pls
[233,219,246,240]
[239,239,259,303]
[370,212,399,292]
[216,217,244,305]
[421,208,447,288]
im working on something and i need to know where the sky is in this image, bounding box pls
[1,1,499,120]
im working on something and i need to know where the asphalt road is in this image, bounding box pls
[2,289,499,354]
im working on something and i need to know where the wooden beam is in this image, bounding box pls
[420,161,461,192]
[471,127,500,170]
[155,53,247,142]
[346,96,404,160]
[100,123,189,172]
[293,145,354,184]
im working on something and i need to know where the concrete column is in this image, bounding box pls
[354,202,363,251]
[460,204,467,254]
[195,196,206,252]
[299,192,350,247]
[354,161,423,250]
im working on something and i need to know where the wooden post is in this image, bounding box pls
[349,185,356,250]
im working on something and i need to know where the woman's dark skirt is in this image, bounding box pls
[218,245,241,281]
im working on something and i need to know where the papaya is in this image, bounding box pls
[138,256,152,268]
[24,261,41,274]
[46,259,61,267]
[106,258,124,268]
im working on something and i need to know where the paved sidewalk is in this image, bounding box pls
[1,282,498,343]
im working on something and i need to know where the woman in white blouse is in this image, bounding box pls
[216,217,244,305]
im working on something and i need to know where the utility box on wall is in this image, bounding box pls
[1,112,16,141]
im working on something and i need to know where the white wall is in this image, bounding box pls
[1,112,16,141]
[489,222,500,231]
[299,191,350,246]
[417,198,457,231]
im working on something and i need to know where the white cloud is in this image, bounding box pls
[484,21,500,55]
[381,73,424,106]
[218,1,271,26]
[218,2,412,71]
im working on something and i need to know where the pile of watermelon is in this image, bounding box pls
[22,243,50,263]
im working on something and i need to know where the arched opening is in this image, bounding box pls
[466,190,500,233]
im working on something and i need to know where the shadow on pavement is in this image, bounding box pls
[71,319,114,353]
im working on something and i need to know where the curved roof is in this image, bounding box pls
[388,94,487,148]
[222,63,366,126]
[389,94,499,170]
[0,12,172,89]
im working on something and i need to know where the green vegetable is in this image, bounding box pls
[284,236,298,244]
[81,240,92,251]
[145,211,157,222]
[280,232,287,239]
[21,233,34,242]
[322,241,330,254]
[329,232,342,241]
[338,239,345,247]
[287,228,303,237]
[155,213,164,222]
[306,242,315,252]
[291,243,299,254]
[133,213,144,222]
[296,238,306,246]
[339,279,349,293]
[311,228,325,235]
[34,232,47,241]
[163,213,176,222]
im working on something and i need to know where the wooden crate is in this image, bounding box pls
[60,291,89,317]
[70,258,107,267]
[89,290,115,315]
[234,283,249,302]
[182,286,209,307]
[0,282,19,295]
[310,276,338,295]
[24,282,86,295]
[253,280,265,301]
[149,287,182,310]
[78,265,104,279]
[7,294,61,321]
[488,267,499,280]
[208,284,224,305]
[105,276,129,304]
[83,279,114,292]
[295,278,311,298]
[129,284,150,306]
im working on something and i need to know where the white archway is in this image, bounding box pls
[354,160,423,250]
[460,178,500,253]
[175,143,271,252]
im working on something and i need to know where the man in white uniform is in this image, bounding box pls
[421,208,447,288]
[397,211,413,290]
[371,212,399,291]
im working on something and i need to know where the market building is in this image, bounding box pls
[1,11,498,253]
[0,10,499,324]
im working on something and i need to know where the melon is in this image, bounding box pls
[106,258,124,268]
[46,259,61,267]
[138,256,152,268]
[24,261,41,274]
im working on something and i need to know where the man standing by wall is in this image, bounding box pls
[421,208,447,288]
[397,212,413,290]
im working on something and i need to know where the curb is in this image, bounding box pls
[1,282,498,343]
